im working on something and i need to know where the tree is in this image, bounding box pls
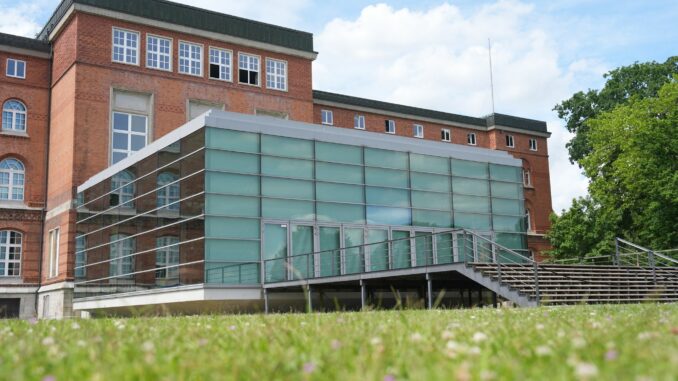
[554,56,677,165]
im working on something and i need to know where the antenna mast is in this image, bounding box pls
[488,38,496,114]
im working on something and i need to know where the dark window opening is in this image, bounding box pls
[239,69,258,85]
[210,64,220,79]
[0,299,20,319]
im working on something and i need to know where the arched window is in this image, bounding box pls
[156,236,179,279]
[525,209,532,232]
[0,230,22,276]
[0,158,25,201]
[110,170,135,208]
[2,100,26,132]
[157,172,180,211]
[110,234,134,278]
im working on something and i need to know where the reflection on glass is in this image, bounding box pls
[291,225,314,279]
[392,230,411,269]
[264,224,287,282]
[319,227,340,277]
[367,229,388,271]
[414,232,433,266]
[344,228,364,274]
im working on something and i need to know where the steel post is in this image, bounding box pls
[426,273,433,309]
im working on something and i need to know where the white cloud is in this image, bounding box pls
[313,0,603,212]
[171,0,311,29]
[0,2,47,37]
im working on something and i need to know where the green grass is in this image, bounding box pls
[1,304,677,380]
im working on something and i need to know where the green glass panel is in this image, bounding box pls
[410,153,449,174]
[262,199,314,220]
[316,182,364,203]
[492,198,523,215]
[451,159,488,179]
[206,239,259,261]
[261,156,313,179]
[206,150,258,174]
[365,187,409,207]
[456,233,476,262]
[291,225,314,279]
[316,162,363,184]
[364,148,408,169]
[206,262,259,284]
[264,223,287,282]
[410,172,450,192]
[435,233,454,264]
[495,233,526,250]
[412,210,452,228]
[414,232,433,266]
[454,213,491,230]
[490,164,521,183]
[317,203,365,224]
[316,141,362,165]
[491,182,522,199]
[452,177,489,196]
[206,194,259,217]
[206,128,259,153]
[344,228,364,274]
[411,191,451,211]
[366,206,411,226]
[365,167,408,188]
[392,230,411,269]
[206,217,259,239]
[367,229,388,271]
[493,215,524,232]
[206,172,259,195]
[261,135,313,159]
[453,194,490,213]
[262,177,314,200]
[319,227,341,277]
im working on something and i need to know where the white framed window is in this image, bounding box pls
[209,47,232,81]
[238,53,260,86]
[111,170,136,208]
[156,236,180,279]
[506,134,515,148]
[6,59,26,79]
[523,170,532,187]
[385,120,395,134]
[112,28,139,65]
[0,230,22,276]
[467,133,477,145]
[526,209,532,232]
[529,138,538,151]
[146,34,172,71]
[110,234,134,278]
[266,58,287,91]
[179,41,203,76]
[157,172,180,211]
[413,124,424,138]
[75,234,86,278]
[111,111,148,164]
[441,129,450,142]
[48,228,59,278]
[321,109,333,125]
[0,158,25,201]
[2,100,27,132]
[354,114,365,130]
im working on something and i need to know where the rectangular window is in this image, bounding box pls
[529,138,538,151]
[111,112,148,164]
[238,53,260,85]
[146,35,172,71]
[506,134,515,148]
[209,47,232,81]
[321,110,333,125]
[48,228,59,278]
[75,234,86,278]
[354,114,365,130]
[112,28,139,65]
[413,124,424,138]
[523,170,532,187]
[441,128,450,142]
[385,120,395,134]
[265,58,287,91]
[467,133,477,145]
[179,41,203,76]
[5,59,26,79]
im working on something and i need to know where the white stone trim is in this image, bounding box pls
[37,281,74,293]
[45,200,72,220]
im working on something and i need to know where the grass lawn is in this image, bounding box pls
[1,303,677,381]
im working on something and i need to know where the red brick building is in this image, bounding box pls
[0,0,551,319]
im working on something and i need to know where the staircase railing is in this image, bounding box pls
[615,238,678,283]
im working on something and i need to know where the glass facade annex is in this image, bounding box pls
[75,113,526,298]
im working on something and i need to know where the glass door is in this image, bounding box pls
[319,226,341,277]
[344,227,364,274]
[435,231,454,264]
[264,223,288,282]
[291,225,314,280]
[367,229,389,271]
[414,231,433,266]
[392,229,411,269]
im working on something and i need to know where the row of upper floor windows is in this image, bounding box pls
[112,27,288,91]
[320,109,539,151]
[5,58,25,79]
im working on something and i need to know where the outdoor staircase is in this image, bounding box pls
[469,263,678,305]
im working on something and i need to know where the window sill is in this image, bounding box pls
[0,130,29,138]
[523,185,535,190]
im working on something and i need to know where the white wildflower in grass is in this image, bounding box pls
[605,349,618,361]
[637,332,655,341]
[571,337,586,348]
[480,370,496,380]
[468,346,481,356]
[535,323,545,330]
[574,362,599,379]
[71,322,80,330]
[229,325,237,331]
[535,346,552,356]
[76,340,86,347]
[441,330,454,340]
[330,339,341,350]
[42,337,55,346]
[142,341,155,352]
[370,337,382,346]
[472,332,487,343]
[410,332,423,342]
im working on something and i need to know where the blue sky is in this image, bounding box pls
[1,0,676,212]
